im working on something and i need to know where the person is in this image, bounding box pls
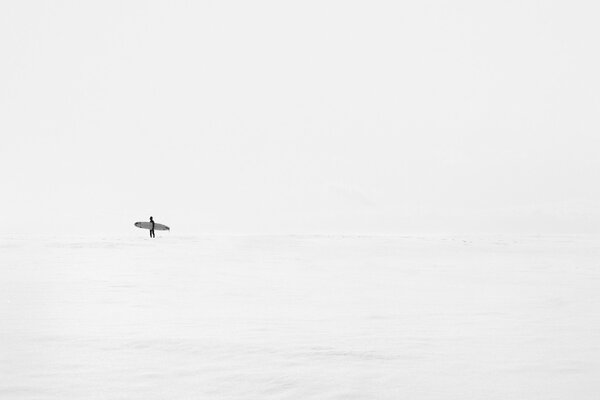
[149,216,155,238]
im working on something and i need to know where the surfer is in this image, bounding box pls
[149,216,155,238]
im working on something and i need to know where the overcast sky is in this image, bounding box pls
[1,1,599,235]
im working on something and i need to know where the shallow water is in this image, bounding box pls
[1,235,600,399]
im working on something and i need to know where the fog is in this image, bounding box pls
[2,1,599,234]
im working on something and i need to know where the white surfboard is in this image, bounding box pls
[134,222,170,231]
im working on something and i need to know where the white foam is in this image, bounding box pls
[1,235,599,399]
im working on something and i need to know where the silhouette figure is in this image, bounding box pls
[149,216,155,238]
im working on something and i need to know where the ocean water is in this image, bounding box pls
[1,234,599,399]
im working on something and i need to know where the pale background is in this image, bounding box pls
[3,4,600,398]
[2,0,599,235]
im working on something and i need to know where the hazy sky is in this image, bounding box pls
[1,1,599,234]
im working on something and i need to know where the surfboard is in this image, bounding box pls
[134,222,170,231]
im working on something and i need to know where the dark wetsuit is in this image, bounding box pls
[150,218,155,238]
